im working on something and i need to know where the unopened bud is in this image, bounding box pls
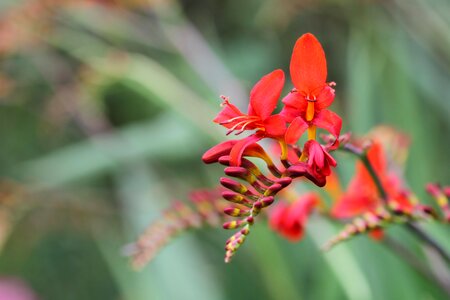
[202,140,236,164]
[276,177,292,187]
[218,156,231,166]
[223,219,247,229]
[224,207,251,217]
[265,183,283,196]
[224,167,251,180]
[425,183,441,197]
[221,191,253,207]
[220,177,248,194]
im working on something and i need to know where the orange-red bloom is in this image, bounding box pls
[331,142,413,218]
[269,193,319,241]
[281,33,341,144]
[303,140,337,179]
[213,70,287,166]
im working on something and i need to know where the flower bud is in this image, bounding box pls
[202,140,237,164]
[224,207,251,217]
[220,177,249,194]
[223,219,247,230]
[221,191,253,207]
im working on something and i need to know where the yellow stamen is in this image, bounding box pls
[306,101,315,121]
[299,151,308,162]
[307,125,317,141]
[437,195,448,207]
[279,140,288,161]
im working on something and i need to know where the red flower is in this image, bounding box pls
[281,33,342,144]
[269,193,319,241]
[331,142,413,218]
[303,140,337,178]
[213,69,286,166]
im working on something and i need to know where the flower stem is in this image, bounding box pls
[359,154,387,202]
[383,236,450,294]
[342,143,450,266]
[405,223,450,265]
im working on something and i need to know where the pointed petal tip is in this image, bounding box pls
[272,68,285,78]
[290,33,327,96]
[299,33,320,43]
[249,69,285,119]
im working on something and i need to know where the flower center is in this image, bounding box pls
[305,95,316,121]
[305,95,317,141]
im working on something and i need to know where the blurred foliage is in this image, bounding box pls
[0,0,449,299]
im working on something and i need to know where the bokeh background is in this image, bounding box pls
[0,0,449,299]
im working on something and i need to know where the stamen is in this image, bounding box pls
[307,125,317,141]
[306,94,317,103]
[240,120,257,132]
[219,96,244,117]
[306,101,315,121]
[220,115,260,125]
[226,120,249,135]
[226,118,263,135]
[299,151,308,162]
[219,115,251,125]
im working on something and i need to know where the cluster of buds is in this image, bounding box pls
[125,188,227,269]
[324,196,447,251]
[321,134,450,250]
[203,33,342,261]
[425,184,450,222]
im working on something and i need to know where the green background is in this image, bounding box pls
[0,0,449,299]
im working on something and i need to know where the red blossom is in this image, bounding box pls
[331,142,413,218]
[281,33,342,144]
[269,193,319,241]
[213,69,287,166]
[303,140,337,178]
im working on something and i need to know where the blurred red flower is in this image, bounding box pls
[332,142,413,218]
[269,192,319,241]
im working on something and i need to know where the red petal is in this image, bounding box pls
[248,69,285,119]
[364,142,386,176]
[369,229,384,241]
[263,114,286,138]
[213,101,245,129]
[229,135,262,166]
[355,142,387,186]
[331,193,378,218]
[202,140,237,164]
[285,117,308,144]
[315,85,335,111]
[290,33,327,97]
[288,193,319,223]
[269,202,289,231]
[312,109,342,138]
[280,104,301,123]
[323,149,337,168]
[283,193,319,241]
[305,140,325,168]
[281,91,307,116]
[281,222,303,241]
[391,191,414,214]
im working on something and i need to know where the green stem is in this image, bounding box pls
[384,236,450,295]
[342,144,450,266]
